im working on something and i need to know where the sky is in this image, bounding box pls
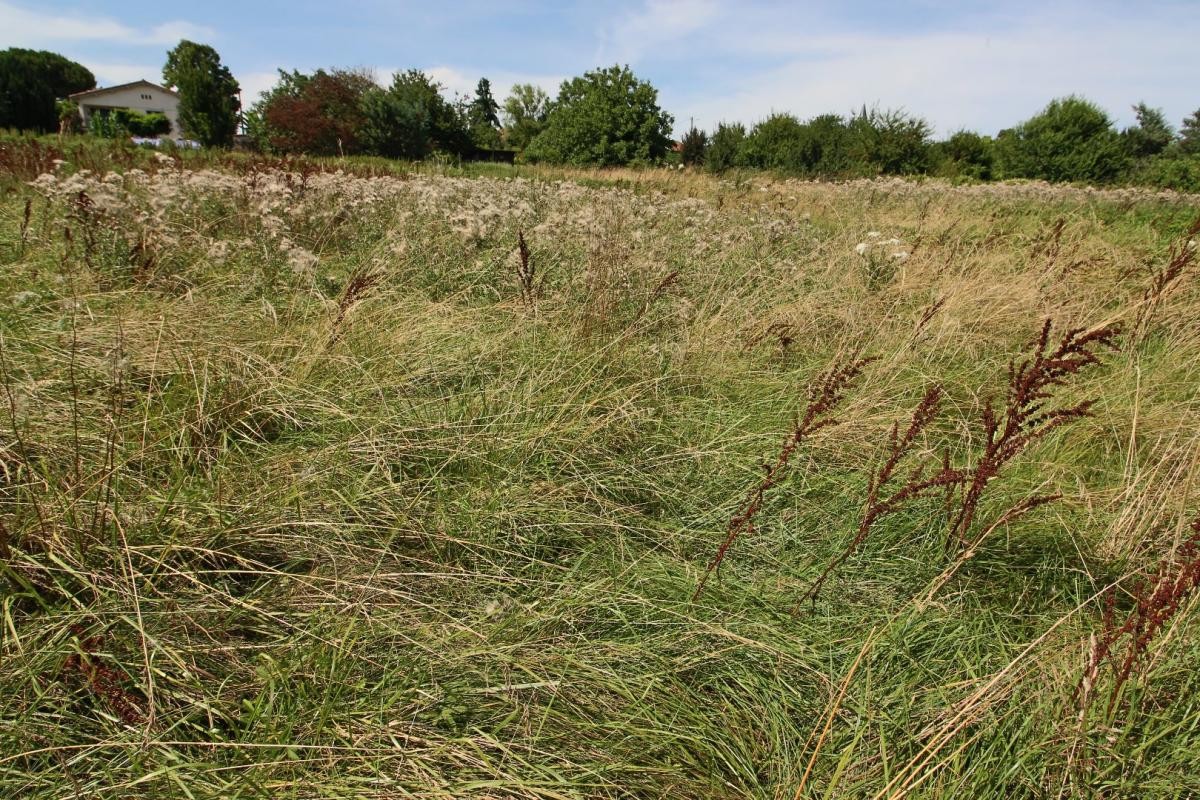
[3,0,1198,138]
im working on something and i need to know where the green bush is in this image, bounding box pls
[847,107,933,175]
[679,125,707,166]
[996,96,1129,184]
[705,122,747,173]
[933,130,996,180]
[525,65,673,166]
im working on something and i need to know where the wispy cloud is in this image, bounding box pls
[0,1,214,47]
[656,3,1200,136]
[598,0,721,64]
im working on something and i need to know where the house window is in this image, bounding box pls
[140,93,152,100]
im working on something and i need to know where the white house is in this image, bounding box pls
[70,80,181,134]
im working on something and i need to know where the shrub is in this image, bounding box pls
[525,65,673,166]
[705,122,747,173]
[847,106,933,175]
[679,125,707,166]
[933,130,996,180]
[260,69,374,155]
[996,96,1129,184]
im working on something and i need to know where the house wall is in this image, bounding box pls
[78,85,181,135]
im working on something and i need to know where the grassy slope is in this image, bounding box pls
[1,142,1199,798]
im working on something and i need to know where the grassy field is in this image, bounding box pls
[2,138,1200,798]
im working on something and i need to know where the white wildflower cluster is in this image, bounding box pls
[855,231,910,262]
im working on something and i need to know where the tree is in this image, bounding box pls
[258,69,374,155]
[741,113,807,171]
[995,96,1128,183]
[1123,103,1174,159]
[933,130,995,180]
[0,48,94,132]
[705,122,747,173]
[162,40,240,147]
[1180,109,1200,155]
[525,65,673,166]
[360,83,430,159]
[387,70,470,156]
[847,106,932,175]
[502,83,549,150]
[680,125,708,166]
[467,77,501,148]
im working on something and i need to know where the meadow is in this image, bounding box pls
[1,138,1199,798]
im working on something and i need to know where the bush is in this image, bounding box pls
[525,65,673,166]
[259,69,374,155]
[705,122,747,173]
[680,125,707,166]
[1130,151,1200,193]
[996,96,1129,184]
[847,107,933,175]
[933,130,996,180]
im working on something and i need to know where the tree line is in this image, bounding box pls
[3,43,1199,191]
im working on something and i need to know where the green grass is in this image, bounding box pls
[1,140,1199,798]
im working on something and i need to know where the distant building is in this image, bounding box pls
[69,80,181,134]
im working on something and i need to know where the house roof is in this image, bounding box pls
[70,80,178,101]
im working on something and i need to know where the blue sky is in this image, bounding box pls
[4,0,1198,138]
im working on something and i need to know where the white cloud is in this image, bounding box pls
[659,4,1200,137]
[600,0,721,63]
[0,1,214,47]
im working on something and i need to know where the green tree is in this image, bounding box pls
[0,48,94,132]
[705,122,746,173]
[1180,109,1200,155]
[162,40,240,147]
[680,125,707,166]
[387,70,470,156]
[467,77,501,148]
[847,106,932,175]
[933,130,995,180]
[740,113,807,171]
[360,84,430,159]
[1123,103,1174,158]
[525,65,673,166]
[995,96,1128,183]
[502,83,549,151]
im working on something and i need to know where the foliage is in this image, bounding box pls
[679,125,707,166]
[162,40,240,147]
[386,70,470,156]
[360,84,431,159]
[1180,108,1200,156]
[705,121,747,173]
[259,69,374,155]
[467,78,502,149]
[0,48,94,132]
[85,108,172,139]
[525,65,673,166]
[846,106,933,175]
[502,83,550,151]
[1122,103,1174,159]
[933,130,996,180]
[56,99,82,134]
[996,96,1129,184]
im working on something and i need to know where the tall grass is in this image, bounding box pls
[1,139,1199,798]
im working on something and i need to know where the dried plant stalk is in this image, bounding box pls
[693,355,874,602]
